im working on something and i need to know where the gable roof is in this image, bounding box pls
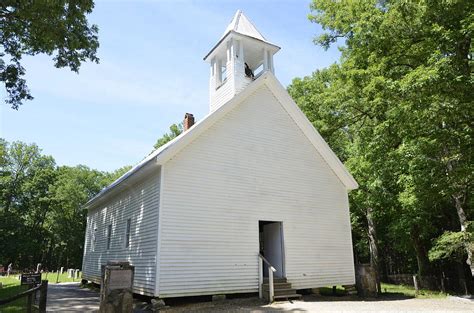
[85,71,358,209]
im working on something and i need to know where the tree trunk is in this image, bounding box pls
[452,193,473,274]
[410,225,431,276]
[367,207,381,294]
[445,144,472,273]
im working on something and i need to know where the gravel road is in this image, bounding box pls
[44,283,473,313]
[160,294,474,313]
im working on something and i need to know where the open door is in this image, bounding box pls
[259,221,285,278]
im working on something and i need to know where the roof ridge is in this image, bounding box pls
[233,10,242,32]
[239,11,266,41]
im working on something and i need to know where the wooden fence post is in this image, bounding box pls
[412,275,419,295]
[39,280,48,313]
[26,292,32,313]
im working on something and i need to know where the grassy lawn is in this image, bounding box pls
[43,271,82,284]
[316,283,447,299]
[0,277,28,313]
[381,283,447,298]
[318,285,347,296]
[0,272,82,312]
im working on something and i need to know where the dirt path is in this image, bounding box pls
[44,284,473,313]
[46,282,99,312]
[160,295,474,313]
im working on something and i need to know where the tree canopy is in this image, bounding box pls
[153,123,183,150]
[1,0,99,109]
[288,0,473,289]
[0,139,127,269]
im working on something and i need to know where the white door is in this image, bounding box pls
[263,222,284,277]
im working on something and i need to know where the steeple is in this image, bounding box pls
[204,10,280,112]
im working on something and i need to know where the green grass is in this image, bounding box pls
[318,285,347,296]
[0,276,28,313]
[381,283,447,298]
[0,272,83,312]
[44,271,82,284]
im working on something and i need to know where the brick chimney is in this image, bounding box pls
[183,113,195,131]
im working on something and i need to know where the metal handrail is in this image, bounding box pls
[258,254,276,272]
[258,254,276,303]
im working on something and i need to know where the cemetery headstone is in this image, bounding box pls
[60,267,64,274]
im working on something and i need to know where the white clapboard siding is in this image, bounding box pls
[82,170,160,296]
[210,68,235,112]
[158,84,354,297]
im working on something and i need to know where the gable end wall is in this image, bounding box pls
[158,85,355,297]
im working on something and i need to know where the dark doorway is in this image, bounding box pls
[259,221,285,278]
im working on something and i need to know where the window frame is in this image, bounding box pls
[125,218,131,248]
[106,224,112,250]
[92,225,97,252]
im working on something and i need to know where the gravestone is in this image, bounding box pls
[60,267,64,274]
[75,269,80,279]
[36,263,42,273]
[68,269,74,278]
[99,261,134,313]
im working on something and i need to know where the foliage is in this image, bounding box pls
[0,0,99,109]
[153,123,183,150]
[288,0,474,280]
[0,139,127,270]
[429,222,474,262]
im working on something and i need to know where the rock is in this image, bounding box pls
[149,299,167,312]
[343,284,358,295]
[151,298,166,307]
[212,294,226,302]
[310,288,320,295]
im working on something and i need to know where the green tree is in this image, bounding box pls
[0,139,129,269]
[1,0,99,109]
[48,165,108,268]
[289,0,473,285]
[0,141,56,267]
[153,123,183,150]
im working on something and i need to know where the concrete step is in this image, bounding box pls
[262,282,292,290]
[263,277,287,283]
[272,288,297,296]
[274,294,302,301]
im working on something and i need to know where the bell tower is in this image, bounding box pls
[204,10,280,112]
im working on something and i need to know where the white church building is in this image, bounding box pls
[82,10,358,300]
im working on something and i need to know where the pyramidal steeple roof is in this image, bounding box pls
[221,10,268,43]
[204,10,279,61]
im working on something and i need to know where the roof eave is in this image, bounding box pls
[203,31,280,61]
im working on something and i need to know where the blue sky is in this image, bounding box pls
[1,0,340,172]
